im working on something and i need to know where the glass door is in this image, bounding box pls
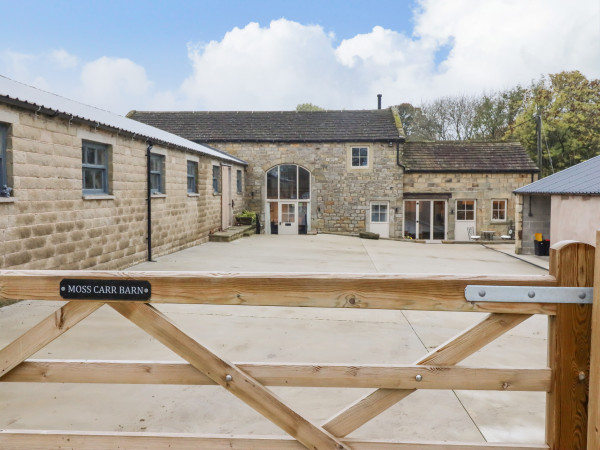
[404,200,446,241]
[278,202,298,235]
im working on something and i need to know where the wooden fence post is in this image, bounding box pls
[547,240,595,449]
[587,231,600,449]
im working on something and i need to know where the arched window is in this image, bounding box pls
[266,165,310,200]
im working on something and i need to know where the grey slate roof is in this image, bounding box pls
[0,76,246,165]
[403,141,538,173]
[514,155,600,195]
[128,110,403,143]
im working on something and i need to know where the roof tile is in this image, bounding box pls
[129,110,403,142]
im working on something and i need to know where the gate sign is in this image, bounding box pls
[60,279,151,300]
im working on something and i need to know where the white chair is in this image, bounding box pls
[501,229,513,240]
[468,227,480,241]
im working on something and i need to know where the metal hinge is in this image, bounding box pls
[465,286,594,304]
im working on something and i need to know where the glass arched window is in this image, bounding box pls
[267,165,310,200]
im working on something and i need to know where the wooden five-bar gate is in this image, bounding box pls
[1,238,600,449]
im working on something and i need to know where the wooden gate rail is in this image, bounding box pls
[0,240,597,450]
[0,270,557,313]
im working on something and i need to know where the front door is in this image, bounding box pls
[221,166,232,230]
[369,202,389,238]
[404,200,447,240]
[278,202,298,235]
[455,199,476,240]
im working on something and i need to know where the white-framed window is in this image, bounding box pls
[82,141,109,195]
[492,199,507,221]
[456,200,475,221]
[150,153,165,194]
[236,169,242,193]
[371,202,388,223]
[351,147,368,167]
[212,165,221,194]
[266,165,310,200]
[187,161,198,193]
[0,124,7,190]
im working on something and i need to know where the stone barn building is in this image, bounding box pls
[0,76,246,270]
[129,110,538,241]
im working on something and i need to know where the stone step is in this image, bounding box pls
[209,225,255,243]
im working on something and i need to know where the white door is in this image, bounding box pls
[279,202,298,235]
[369,202,389,238]
[455,199,476,240]
[221,166,232,230]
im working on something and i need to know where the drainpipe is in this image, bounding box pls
[396,141,405,169]
[146,141,153,261]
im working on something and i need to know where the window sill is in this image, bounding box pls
[83,194,115,201]
[491,220,509,224]
[187,192,200,197]
[0,197,16,203]
[151,193,167,199]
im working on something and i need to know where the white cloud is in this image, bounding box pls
[1,1,598,113]
[181,19,355,110]
[413,0,600,97]
[180,1,600,110]
[47,49,79,69]
[1,51,36,81]
[78,57,154,112]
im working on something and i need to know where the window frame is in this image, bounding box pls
[266,165,311,200]
[351,147,369,168]
[236,169,242,194]
[0,124,7,189]
[150,153,165,194]
[371,202,389,223]
[491,199,507,222]
[82,140,109,195]
[187,160,198,194]
[456,200,476,221]
[212,165,221,194]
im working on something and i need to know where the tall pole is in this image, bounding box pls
[535,114,542,178]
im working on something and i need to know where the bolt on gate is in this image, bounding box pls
[1,238,600,449]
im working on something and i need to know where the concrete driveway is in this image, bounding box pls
[0,235,549,445]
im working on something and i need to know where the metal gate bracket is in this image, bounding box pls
[465,286,594,304]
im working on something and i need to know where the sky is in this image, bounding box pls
[0,0,598,115]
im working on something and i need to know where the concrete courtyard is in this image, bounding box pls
[0,235,550,445]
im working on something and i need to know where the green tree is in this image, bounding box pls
[296,103,325,112]
[507,71,600,175]
[472,87,527,140]
[394,103,438,140]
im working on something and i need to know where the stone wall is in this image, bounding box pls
[209,141,404,237]
[515,194,551,255]
[0,104,245,270]
[404,172,533,239]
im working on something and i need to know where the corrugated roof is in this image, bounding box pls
[403,141,538,173]
[128,110,403,143]
[514,155,600,195]
[0,76,245,165]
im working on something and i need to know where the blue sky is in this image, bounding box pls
[1,0,598,114]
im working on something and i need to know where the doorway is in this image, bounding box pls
[266,165,311,235]
[454,199,476,241]
[221,165,232,230]
[369,202,390,238]
[404,200,446,240]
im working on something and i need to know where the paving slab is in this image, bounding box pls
[0,234,549,445]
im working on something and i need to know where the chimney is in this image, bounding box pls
[377,94,382,109]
